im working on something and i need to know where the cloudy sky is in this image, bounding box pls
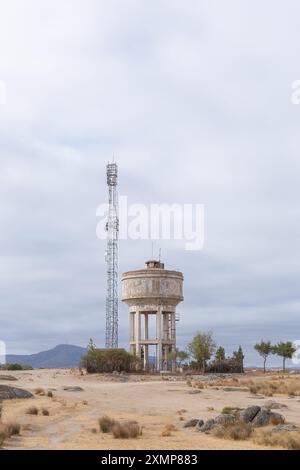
[1,0,300,366]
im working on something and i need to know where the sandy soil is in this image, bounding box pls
[1,369,300,450]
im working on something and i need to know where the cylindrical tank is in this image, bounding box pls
[122,260,184,307]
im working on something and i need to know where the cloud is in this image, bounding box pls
[0,1,300,366]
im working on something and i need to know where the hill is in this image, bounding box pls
[6,344,87,369]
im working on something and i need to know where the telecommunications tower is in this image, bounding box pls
[105,162,119,348]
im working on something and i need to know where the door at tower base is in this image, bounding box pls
[121,260,184,373]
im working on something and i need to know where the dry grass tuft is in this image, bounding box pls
[247,378,300,397]
[111,421,141,439]
[161,423,176,437]
[177,409,187,415]
[254,430,300,449]
[34,388,45,396]
[213,421,253,441]
[0,422,21,448]
[222,406,240,415]
[98,415,117,433]
[164,423,177,432]
[26,406,39,415]
[4,422,21,437]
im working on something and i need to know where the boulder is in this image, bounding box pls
[239,406,261,423]
[63,386,84,392]
[197,419,216,433]
[252,409,285,427]
[264,400,288,410]
[0,384,33,400]
[183,418,200,428]
[195,420,204,430]
[214,414,236,425]
[272,424,297,433]
[0,375,18,382]
[223,387,249,392]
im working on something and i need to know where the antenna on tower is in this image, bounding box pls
[105,161,119,348]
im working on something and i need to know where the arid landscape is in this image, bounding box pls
[1,369,300,450]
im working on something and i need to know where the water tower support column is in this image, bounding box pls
[130,309,135,355]
[171,311,176,372]
[156,306,162,371]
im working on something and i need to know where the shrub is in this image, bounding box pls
[99,415,117,433]
[35,388,45,396]
[7,363,23,371]
[222,407,235,415]
[111,421,140,439]
[81,348,141,374]
[47,391,53,398]
[206,358,244,374]
[41,408,49,416]
[213,421,253,441]
[26,406,39,415]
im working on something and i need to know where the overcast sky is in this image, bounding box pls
[1,1,300,366]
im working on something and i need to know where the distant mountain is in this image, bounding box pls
[6,344,87,369]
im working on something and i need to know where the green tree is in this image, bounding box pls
[233,346,245,373]
[273,341,296,372]
[254,340,273,373]
[87,338,96,352]
[215,346,225,362]
[168,349,189,368]
[187,331,216,372]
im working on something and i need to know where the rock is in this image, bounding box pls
[183,418,200,428]
[272,424,297,433]
[0,375,18,382]
[239,406,261,423]
[264,400,288,410]
[195,420,204,430]
[0,384,33,400]
[247,395,265,399]
[222,387,249,392]
[197,419,216,433]
[214,414,236,425]
[188,390,202,395]
[252,409,285,427]
[63,386,84,392]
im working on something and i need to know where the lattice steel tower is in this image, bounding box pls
[105,162,119,348]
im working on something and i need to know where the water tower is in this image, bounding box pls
[122,260,184,372]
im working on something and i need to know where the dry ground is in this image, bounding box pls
[1,369,300,450]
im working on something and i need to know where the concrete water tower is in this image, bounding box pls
[121,260,184,372]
